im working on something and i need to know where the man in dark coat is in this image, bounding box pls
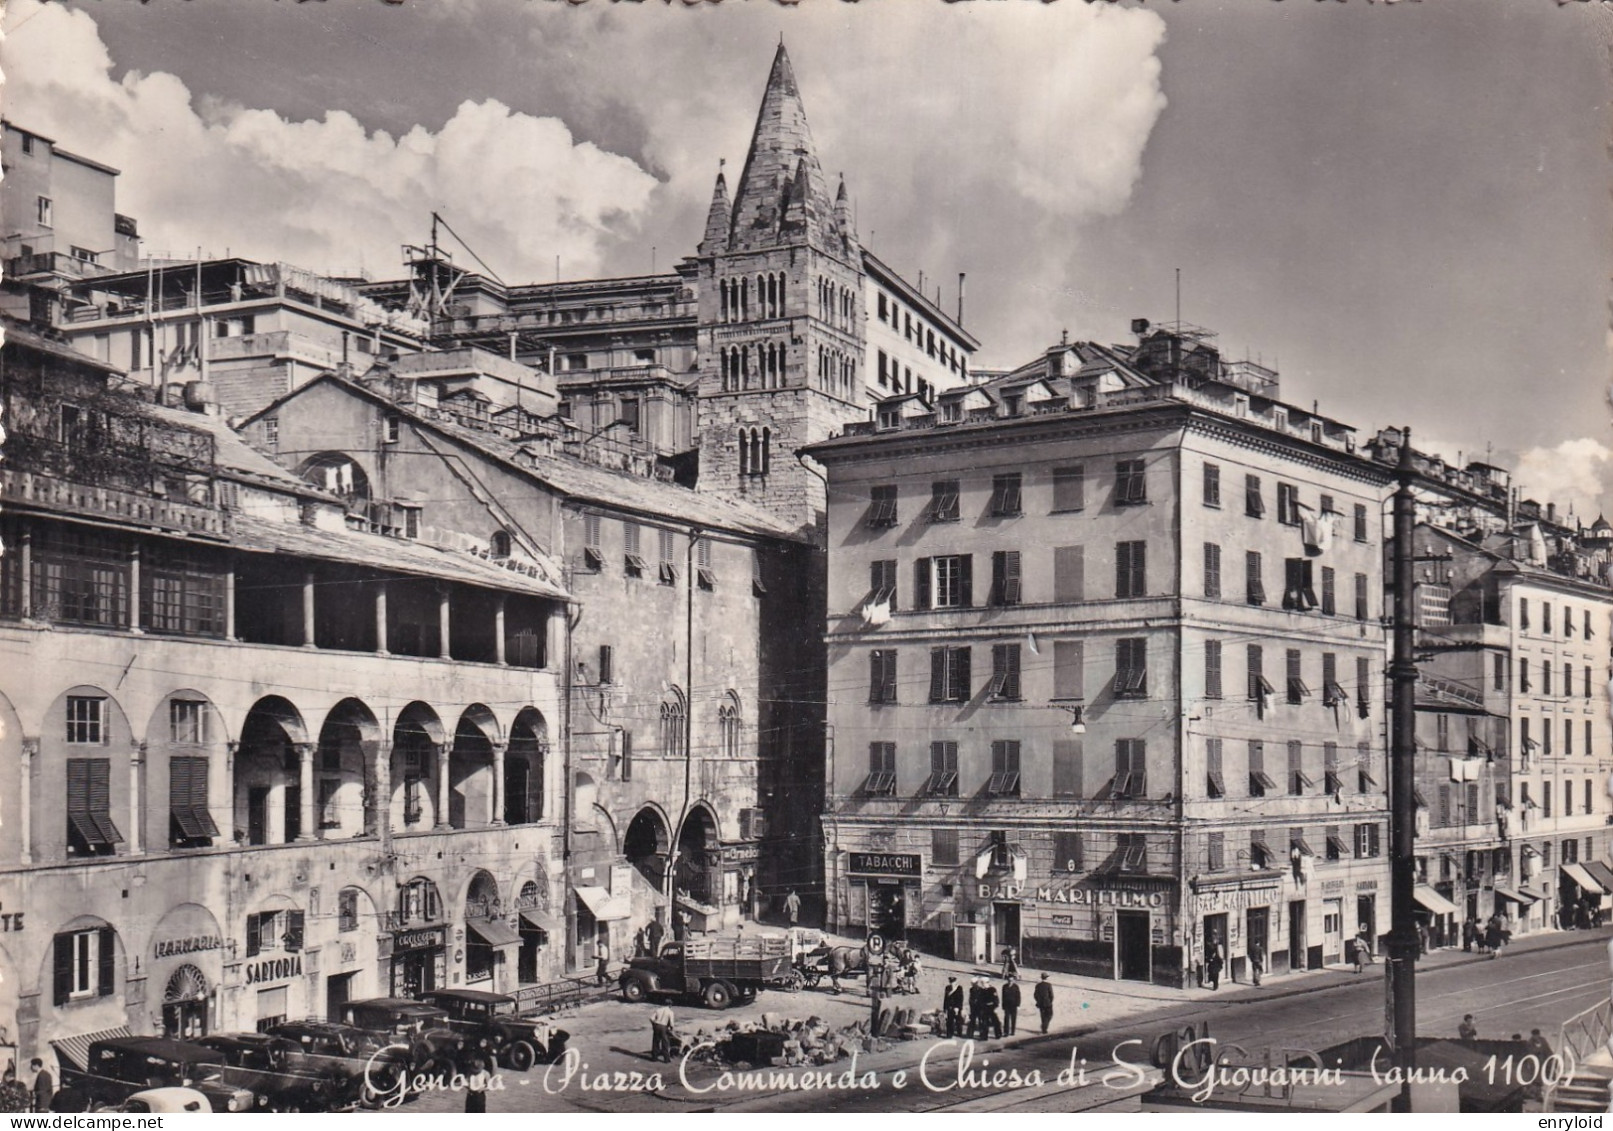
[1462,917,1476,953]
[27,1061,52,1115]
[646,916,665,957]
[1033,973,1055,1034]
[980,979,1003,1039]
[967,977,985,1039]
[1001,977,1022,1036]
[942,977,964,1038]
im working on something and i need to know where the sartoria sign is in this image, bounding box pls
[848,852,921,877]
[155,935,222,958]
[245,955,303,984]
[978,884,1167,908]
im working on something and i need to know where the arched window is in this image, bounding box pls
[490,530,512,558]
[776,272,786,315]
[761,427,771,476]
[660,695,686,759]
[718,692,742,759]
[741,277,750,321]
[720,279,729,323]
[738,428,750,476]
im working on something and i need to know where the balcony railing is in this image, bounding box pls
[0,468,228,536]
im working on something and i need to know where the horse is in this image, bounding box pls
[824,945,869,993]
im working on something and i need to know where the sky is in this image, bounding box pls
[4,0,1611,519]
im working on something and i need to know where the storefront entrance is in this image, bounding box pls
[161,965,209,1040]
[325,971,357,1022]
[1288,900,1307,971]
[1246,906,1269,971]
[870,882,908,940]
[1115,910,1151,982]
[990,901,1019,956]
[1357,894,1377,955]
[1323,898,1344,963]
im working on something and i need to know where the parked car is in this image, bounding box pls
[55,1037,255,1113]
[194,1033,337,1111]
[262,1021,411,1108]
[335,999,464,1073]
[113,1087,211,1114]
[420,989,571,1070]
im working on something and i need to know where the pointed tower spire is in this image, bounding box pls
[728,43,835,253]
[698,159,732,255]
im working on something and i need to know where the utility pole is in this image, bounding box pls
[1388,428,1420,1111]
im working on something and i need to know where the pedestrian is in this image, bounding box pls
[1528,1029,1554,1060]
[1207,939,1225,990]
[0,1066,29,1114]
[1416,920,1429,957]
[967,976,985,1039]
[633,926,648,957]
[27,1060,51,1115]
[463,1056,489,1113]
[595,935,611,985]
[1001,976,1021,1036]
[943,976,964,1038]
[981,977,1003,1039]
[1458,1014,1479,1042]
[650,1003,677,1063]
[647,917,665,956]
[784,890,801,927]
[1462,917,1476,953]
[1001,946,1019,980]
[1249,941,1265,987]
[1485,917,1502,958]
[675,909,691,941]
[1355,927,1374,967]
[1034,973,1055,1034]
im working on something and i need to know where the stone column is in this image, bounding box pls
[490,740,507,826]
[438,587,452,660]
[375,581,389,656]
[224,740,239,845]
[128,741,146,855]
[224,566,237,641]
[128,545,143,633]
[371,740,393,851]
[435,741,452,829]
[494,596,507,666]
[19,737,37,865]
[18,530,32,619]
[295,741,316,841]
[302,572,317,648]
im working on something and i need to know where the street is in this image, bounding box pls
[389,928,1611,1114]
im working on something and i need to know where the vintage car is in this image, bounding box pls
[262,1020,412,1107]
[113,1087,211,1114]
[420,989,570,1070]
[55,1037,255,1113]
[194,1032,339,1111]
[335,999,464,1072]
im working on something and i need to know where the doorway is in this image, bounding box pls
[1357,894,1377,957]
[992,901,1021,957]
[1288,900,1307,972]
[1323,898,1343,963]
[248,787,270,846]
[869,883,907,939]
[396,949,437,998]
[1246,906,1270,972]
[326,971,357,1022]
[1116,911,1151,982]
[161,999,207,1040]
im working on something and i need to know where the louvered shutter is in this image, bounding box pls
[97,925,115,996]
[89,759,121,845]
[286,910,306,952]
[929,649,946,702]
[246,913,262,958]
[951,647,971,699]
[54,934,72,1006]
[914,559,931,611]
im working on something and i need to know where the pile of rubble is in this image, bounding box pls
[680,1008,944,1069]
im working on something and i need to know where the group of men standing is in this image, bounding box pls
[942,973,1055,1038]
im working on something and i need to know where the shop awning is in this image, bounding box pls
[575,885,630,921]
[1586,861,1613,892]
[1413,885,1461,916]
[1493,885,1536,905]
[52,1027,133,1071]
[466,917,522,947]
[1520,885,1547,901]
[520,909,563,935]
[1561,862,1607,896]
[676,892,719,916]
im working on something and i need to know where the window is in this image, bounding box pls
[1113,738,1146,798]
[1114,460,1147,505]
[1355,823,1381,858]
[869,650,899,704]
[623,522,645,576]
[20,133,34,156]
[657,529,678,585]
[929,480,961,523]
[933,828,959,866]
[246,910,305,957]
[1544,603,1553,635]
[1249,741,1275,796]
[1206,738,1225,798]
[1319,494,1337,515]
[1116,541,1146,599]
[1325,825,1347,862]
[1587,779,1594,814]
[1588,721,1595,759]
[1205,639,1223,699]
[1494,653,1506,692]
[1520,599,1530,632]
[1054,831,1084,872]
[870,560,897,607]
[143,545,225,637]
[402,744,425,825]
[990,474,1023,517]
[1250,829,1274,870]
[53,928,114,1005]
[1354,572,1369,621]
[1353,503,1369,542]
[696,538,716,590]
[1203,543,1222,599]
[1286,649,1309,703]
[1114,638,1147,698]
[1322,653,1349,708]
[989,643,1022,700]
[33,526,130,628]
[1207,831,1226,871]
[1052,466,1085,512]
[318,777,341,828]
[1053,641,1084,701]
[66,696,106,744]
[1519,658,1531,694]
[1288,740,1312,794]
[1283,558,1318,611]
[1586,667,1594,700]
[1053,546,1084,602]
[991,551,1022,606]
[865,743,897,796]
[1277,483,1301,526]
[1245,475,1265,518]
[66,758,121,855]
[37,196,52,227]
[1246,551,1266,606]
[1543,661,1552,697]
[1565,606,1574,637]
[1320,567,1337,616]
[169,699,208,744]
[927,742,959,796]
[1112,832,1149,874]
[1203,463,1221,507]
[1438,784,1452,826]
[1053,740,1082,798]
[1324,743,1341,795]
[1566,719,1575,757]
[867,485,899,528]
[659,697,686,759]
[988,741,1021,796]
[1248,645,1273,714]
[168,756,217,847]
[929,646,972,703]
[338,889,359,933]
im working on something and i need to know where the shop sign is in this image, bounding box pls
[1050,915,1074,926]
[721,843,760,864]
[245,955,303,985]
[1320,880,1345,894]
[849,852,921,878]
[1356,880,1378,892]
[154,935,222,959]
[394,926,446,952]
[465,894,504,921]
[515,887,547,913]
[979,884,1166,908]
[1194,888,1275,914]
[0,900,23,932]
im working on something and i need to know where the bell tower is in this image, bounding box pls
[694,44,866,536]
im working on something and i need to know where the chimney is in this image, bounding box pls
[957,273,966,326]
[1547,502,1557,524]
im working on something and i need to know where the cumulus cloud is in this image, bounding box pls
[0,0,660,280]
[1513,437,1613,520]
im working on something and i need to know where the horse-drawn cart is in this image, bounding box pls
[793,944,868,993]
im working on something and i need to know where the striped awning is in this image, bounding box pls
[1562,862,1607,896]
[51,1026,133,1071]
[1586,861,1613,892]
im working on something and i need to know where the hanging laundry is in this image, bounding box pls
[864,598,891,627]
[1299,503,1334,557]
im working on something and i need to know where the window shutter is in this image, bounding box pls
[958,555,973,607]
[1053,640,1084,700]
[97,925,116,996]
[1053,740,1082,798]
[286,910,306,952]
[915,559,931,611]
[246,913,262,958]
[930,649,946,702]
[1054,546,1084,603]
[54,934,72,1006]
[951,647,971,700]
[871,652,883,701]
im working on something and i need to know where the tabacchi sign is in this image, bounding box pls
[848,853,921,877]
